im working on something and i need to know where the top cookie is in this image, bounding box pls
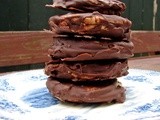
[46,0,126,15]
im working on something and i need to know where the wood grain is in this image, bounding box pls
[0,31,160,67]
[0,31,54,67]
[131,31,160,53]
[129,57,160,72]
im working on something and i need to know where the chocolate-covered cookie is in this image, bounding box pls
[46,77,126,103]
[46,0,126,15]
[49,36,134,61]
[49,12,132,38]
[45,59,128,81]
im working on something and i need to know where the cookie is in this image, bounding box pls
[49,36,134,61]
[49,12,132,38]
[44,59,128,81]
[46,77,126,103]
[46,0,126,15]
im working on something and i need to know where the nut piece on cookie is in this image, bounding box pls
[49,12,132,38]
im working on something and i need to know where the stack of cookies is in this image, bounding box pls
[45,0,134,103]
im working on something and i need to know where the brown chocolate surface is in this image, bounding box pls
[49,36,134,61]
[49,12,132,38]
[46,0,126,15]
[46,77,126,103]
[45,59,128,81]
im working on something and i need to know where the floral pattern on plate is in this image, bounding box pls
[0,69,160,120]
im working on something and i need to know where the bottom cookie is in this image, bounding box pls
[46,77,126,103]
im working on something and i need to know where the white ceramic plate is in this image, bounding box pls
[0,69,160,120]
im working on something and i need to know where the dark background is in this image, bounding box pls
[0,0,160,31]
[0,0,159,72]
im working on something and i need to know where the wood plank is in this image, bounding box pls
[129,57,160,72]
[0,31,54,67]
[0,31,160,67]
[131,31,160,53]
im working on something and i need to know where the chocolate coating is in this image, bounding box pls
[49,36,134,61]
[49,12,132,38]
[45,60,128,81]
[46,77,126,103]
[46,0,126,15]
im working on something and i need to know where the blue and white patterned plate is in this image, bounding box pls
[0,69,160,120]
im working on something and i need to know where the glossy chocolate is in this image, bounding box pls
[46,77,126,103]
[49,36,134,61]
[49,12,132,38]
[45,60,128,81]
[46,0,126,15]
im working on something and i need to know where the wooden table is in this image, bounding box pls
[129,56,160,72]
[0,56,160,76]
